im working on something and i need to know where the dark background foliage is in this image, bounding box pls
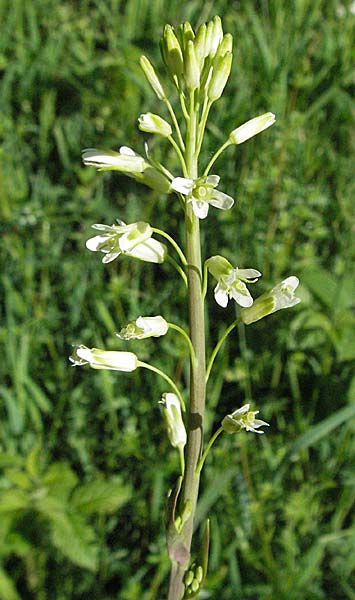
[1,0,355,598]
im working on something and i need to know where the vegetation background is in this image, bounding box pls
[1,0,355,598]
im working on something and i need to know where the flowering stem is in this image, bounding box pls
[206,318,239,383]
[138,361,185,411]
[167,88,206,600]
[168,322,196,367]
[203,139,232,176]
[196,426,223,474]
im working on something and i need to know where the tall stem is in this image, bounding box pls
[167,92,206,600]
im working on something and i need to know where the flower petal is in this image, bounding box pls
[171,177,195,195]
[237,268,262,280]
[128,239,166,263]
[214,283,229,307]
[209,190,234,210]
[230,282,254,307]
[86,234,112,252]
[192,198,209,219]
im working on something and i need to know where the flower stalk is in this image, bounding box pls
[72,16,299,600]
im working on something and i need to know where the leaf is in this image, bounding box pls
[49,511,98,571]
[0,490,28,514]
[42,463,78,501]
[301,267,338,308]
[275,403,355,481]
[71,478,131,515]
[25,439,44,479]
[0,566,21,600]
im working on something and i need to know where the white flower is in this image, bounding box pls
[118,316,169,340]
[229,113,276,145]
[222,404,269,434]
[85,221,166,264]
[171,175,234,219]
[82,146,171,193]
[82,146,146,172]
[70,346,138,372]
[240,276,301,325]
[206,255,261,308]
[159,393,187,449]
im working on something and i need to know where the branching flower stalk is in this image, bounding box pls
[71,16,301,600]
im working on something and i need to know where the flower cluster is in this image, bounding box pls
[160,16,233,101]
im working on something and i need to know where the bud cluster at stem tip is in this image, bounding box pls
[159,16,233,101]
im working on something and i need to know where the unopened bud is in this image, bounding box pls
[210,15,223,57]
[185,40,200,90]
[138,113,172,137]
[207,52,232,101]
[229,112,276,144]
[194,23,207,66]
[161,25,184,79]
[139,55,166,100]
[215,33,233,58]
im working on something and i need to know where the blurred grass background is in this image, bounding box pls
[1,0,355,598]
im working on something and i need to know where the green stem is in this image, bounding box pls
[168,322,196,367]
[165,98,185,151]
[196,97,212,156]
[196,426,223,474]
[138,361,185,411]
[202,261,208,299]
[152,228,188,266]
[168,135,188,176]
[180,91,189,121]
[206,318,239,383]
[178,445,185,476]
[203,139,232,176]
[166,256,188,286]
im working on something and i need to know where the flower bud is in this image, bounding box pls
[161,25,184,79]
[215,33,233,58]
[139,55,166,100]
[210,15,223,57]
[70,346,138,372]
[118,316,168,340]
[159,393,187,449]
[184,40,200,90]
[182,21,195,46]
[138,113,172,137]
[207,52,232,101]
[194,23,207,66]
[229,112,276,144]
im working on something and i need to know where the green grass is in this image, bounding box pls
[1,0,355,598]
